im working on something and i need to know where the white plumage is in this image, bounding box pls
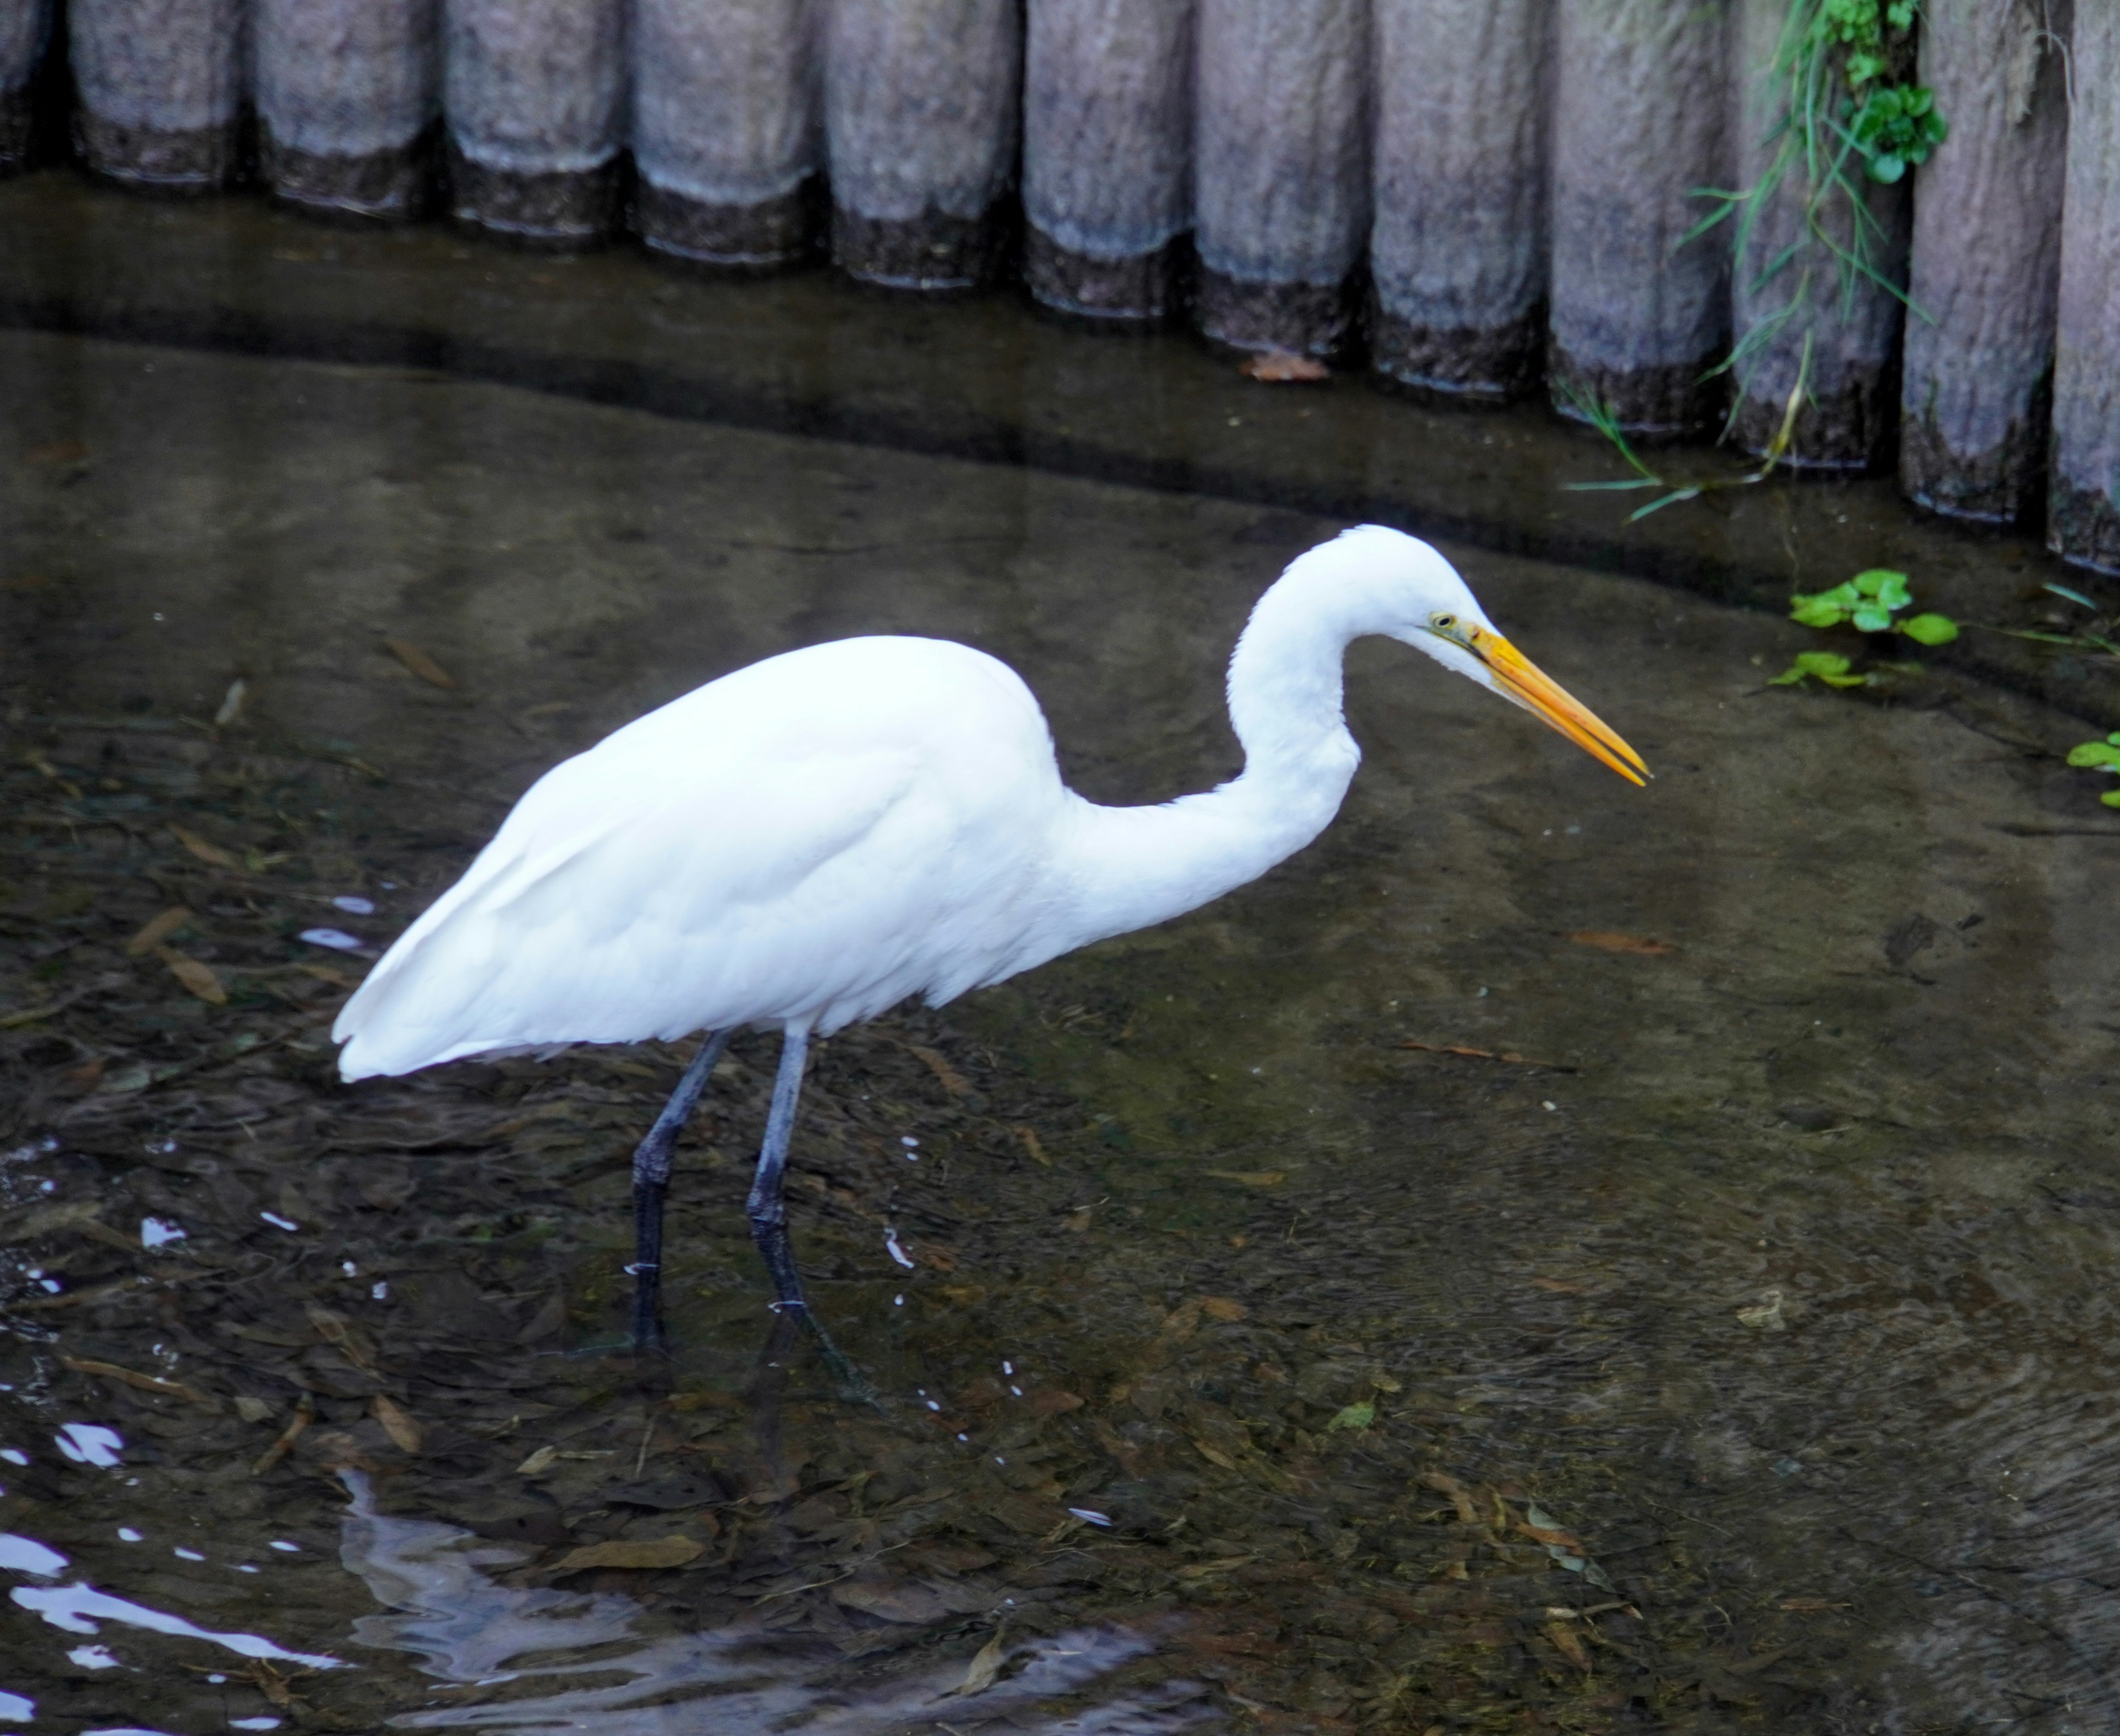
[336,525,1645,1082]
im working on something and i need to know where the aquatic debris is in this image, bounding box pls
[1737,1290,1787,1331]
[61,1356,220,1413]
[949,1628,1011,1695]
[372,1394,422,1454]
[251,1395,315,1477]
[383,635,457,689]
[332,894,376,915]
[1325,1401,1375,1432]
[1204,1168,1286,1189]
[1564,930,1674,955]
[549,1535,704,1574]
[168,824,239,869]
[1240,351,1329,383]
[159,947,226,1005]
[884,1226,916,1269]
[139,1217,187,1247]
[124,906,193,955]
[214,677,248,727]
[1399,1039,1573,1071]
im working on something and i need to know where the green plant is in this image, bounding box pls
[1771,650,1867,689]
[2066,735,2120,807]
[1690,2,1944,416]
[1561,355,1808,522]
[1771,569,1957,689]
[1789,569,1958,644]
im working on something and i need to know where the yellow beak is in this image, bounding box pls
[1467,630,1650,786]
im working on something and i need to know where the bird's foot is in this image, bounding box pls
[772,1302,881,1409]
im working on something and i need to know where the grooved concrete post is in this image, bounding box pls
[1901,0,2070,523]
[1549,0,1730,434]
[1727,0,1910,468]
[1193,0,1369,356]
[1370,0,1550,400]
[255,0,439,219]
[1024,0,1192,322]
[70,0,242,190]
[2050,3,2120,571]
[826,0,1020,290]
[0,0,50,172]
[446,0,626,245]
[633,0,820,269]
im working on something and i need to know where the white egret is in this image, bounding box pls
[335,527,1645,1369]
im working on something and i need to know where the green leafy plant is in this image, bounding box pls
[1771,650,1868,689]
[1789,569,1958,643]
[1772,569,1957,689]
[2067,735,2120,807]
[1849,82,1948,183]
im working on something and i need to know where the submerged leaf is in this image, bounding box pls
[1898,612,1959,646]
[1326,1401,1375,1432]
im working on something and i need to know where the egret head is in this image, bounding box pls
[1336,525,1649,787]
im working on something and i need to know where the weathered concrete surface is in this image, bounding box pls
[2049,3,2120,572]
[1022,0,1192,322]
[633,0,820,270]
[255,0,438,221]
[1193,0,1368,355]
[1900,0,2070,524]
[1371,0,1550,400]
[68,0,241,190]
[825,0,1018,290]
[1549,0,1729,435]
[1727,0,1910,469]
[444,0,625,244]
[0,0,48,171]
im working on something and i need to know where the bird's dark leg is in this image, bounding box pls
[748,1028,875,1400]
[629,1028,733,1355]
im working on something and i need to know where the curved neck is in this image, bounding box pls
[1045,572,1367,951]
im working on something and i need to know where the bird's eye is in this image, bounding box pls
[1429,612,1458,633]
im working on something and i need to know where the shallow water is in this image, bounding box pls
[4,176,2120,1735]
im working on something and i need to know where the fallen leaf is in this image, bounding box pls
[1199,1296,1248,1322]
[1398,1039,1572,1070]
[1418,1470,1481,1526]
[1736,1290,1787,1331]
[1205,1169,1286,1189]
[26,438,90,465]
[234,1397,275,1424]
[1025,1388,1085,1416]
[126,906,194,956]
[550,1535,703,1574]
[951,1629,1010,1695]
[157,947,226,1006]
[62,1356,221,1412]
[1240,351,1329,383]
[1565,930,1675,955]
[1014,1124,1050,1166]
[905,1043,969,1097]
[515,1445,559,1475]
[252,1394,316,1476]
[305,1303,379,1373]
[213,678,248,728]
[1545,1620,1593,1671]
[830,1574,950,1623]
[373,1393,423,1453]
[384,636,457,689]
[1326,1400,1375,1432]
[168,825,239,869]
[1191,1436,1243,1473]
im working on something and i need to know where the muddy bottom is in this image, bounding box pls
[3,217,2120,1736]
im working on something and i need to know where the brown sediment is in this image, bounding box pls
[74,110,237,192]
[1548,344,1721,439]
[831,204,1003,293]
[262,125,434,223]
[448,145,617,248]
[1371,301,1544,405]
[1194,265,1350,358]
[1024,227,1183,323]
[637,177,816,271]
